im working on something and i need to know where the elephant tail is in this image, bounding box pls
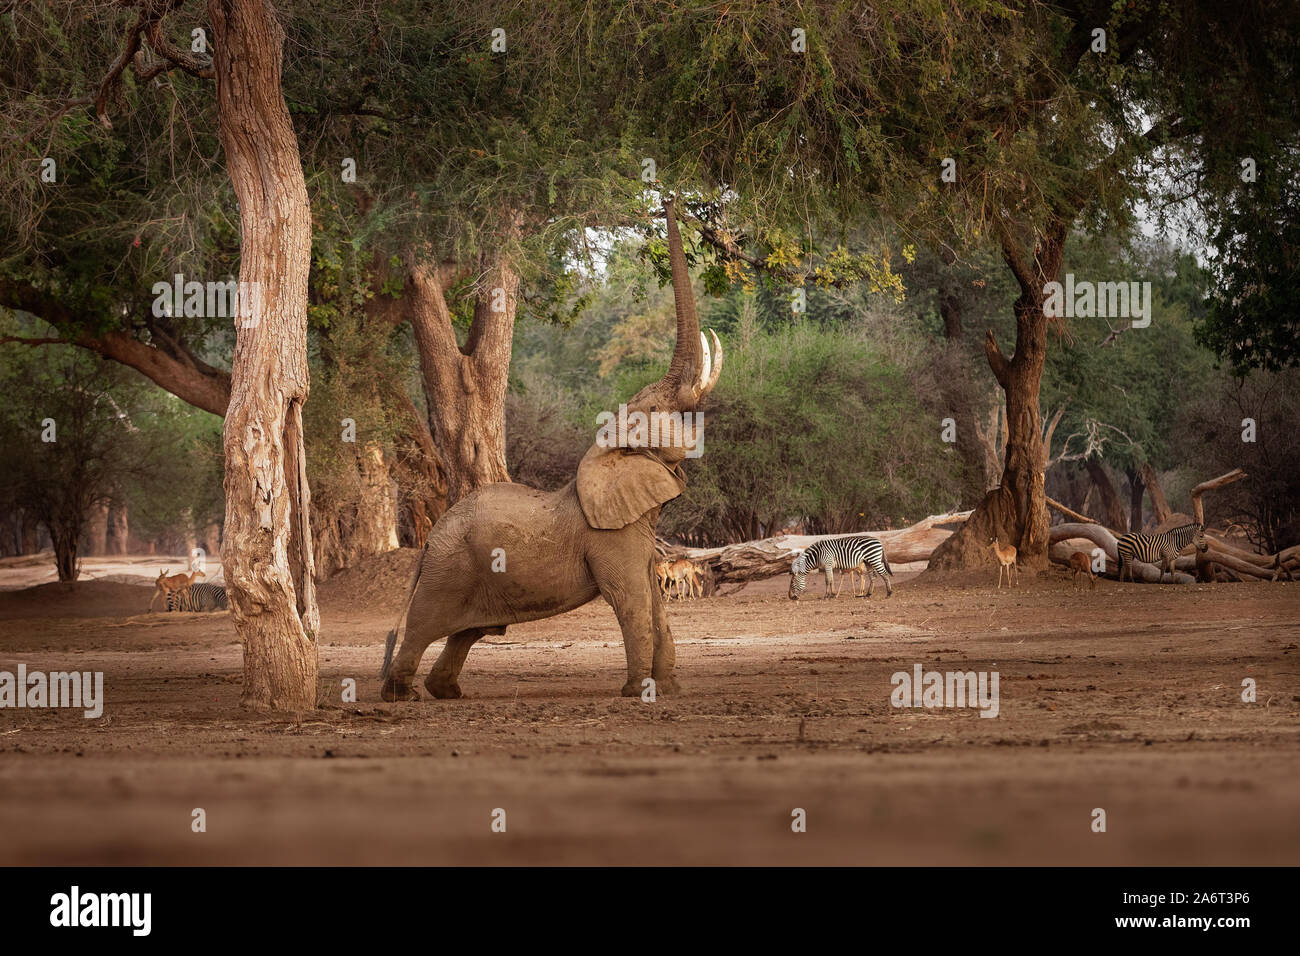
[381,544,428,682]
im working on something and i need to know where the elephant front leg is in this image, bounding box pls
[650,590,679,696]
[597,579,656,698]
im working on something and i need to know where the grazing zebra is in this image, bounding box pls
[789,535,893,600]
[1115,523,1208,583]
[168,582,229,612]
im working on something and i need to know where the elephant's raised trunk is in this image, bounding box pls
[660,197,722,410]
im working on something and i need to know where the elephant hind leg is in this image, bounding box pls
[425,627,492,699]
[380,617,446,702]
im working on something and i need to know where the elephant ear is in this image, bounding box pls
[576,444,686,530]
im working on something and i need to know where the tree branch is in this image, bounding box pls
[984,328,1011,388]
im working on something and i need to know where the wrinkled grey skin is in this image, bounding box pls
[380,198,721,701]
[382,483,664,699]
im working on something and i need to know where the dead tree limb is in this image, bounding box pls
[1046,496,1102,526]
[1189,468,1247,526]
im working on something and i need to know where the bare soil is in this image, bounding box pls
[1,551,1297,865]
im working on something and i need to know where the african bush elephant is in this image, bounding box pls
[380,197,722,701]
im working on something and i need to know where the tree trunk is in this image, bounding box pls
[939,290,963,340]
[406,236,518,507]
[210,0,318,713]
[85,501,109,556]
[390,388,447,543]
[20,512,40,554]
[312,442,401,577]
[1126,466,1144,533]
[928,222,1064,571]
[1085,458,1127,532]
[203,522,221,561]
[48,521,80,582]
[1138,462,1171,528]
[107,500,129,555]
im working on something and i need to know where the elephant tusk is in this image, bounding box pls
[697,331,712,394]
[701,329,723,396]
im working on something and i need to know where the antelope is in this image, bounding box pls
[661,558,701,600]
[1067,550,1096,589]
[684,562,704,599]
[150,568,204,611]
[989,538,1018,588]
[655,559,673,598]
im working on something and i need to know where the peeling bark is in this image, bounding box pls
[211,0,318,713]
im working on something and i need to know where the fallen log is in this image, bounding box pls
[663,510,972,584]
[1198,546,1279,581]
[1049,523,1195,583]
[1202,535,1295,579]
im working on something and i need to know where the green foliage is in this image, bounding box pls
[0,338,219,573]
[1180,369,1300,551]
[1200,160,1300,373]
[657,323,965,542]
[1041,236,1217,471]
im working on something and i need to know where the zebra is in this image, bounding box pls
[1115,523,1208,583]
[168,582,229,612]
[789,535,893,600]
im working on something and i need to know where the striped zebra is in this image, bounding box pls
[789,535,893,600]
[168,582,229,612]
[1115,523,1208,583]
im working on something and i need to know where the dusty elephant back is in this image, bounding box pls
[411,481,602,630]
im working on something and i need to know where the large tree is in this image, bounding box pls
[561,0,1300,567]
[208,0,319,711]
[0,0,321,710]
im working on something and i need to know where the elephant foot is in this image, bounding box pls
[654,674,681,696]
[380,678,419,702]
[620,675,680,698]
[424,674,464,699]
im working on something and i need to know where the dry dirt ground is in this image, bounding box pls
[0,549,1297,865]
